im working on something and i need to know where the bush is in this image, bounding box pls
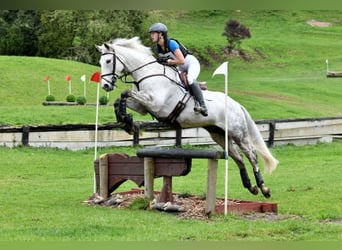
[222,19,251,53]
[76,95,87,105]
[66,94,76,102]
[45,95,55,101]
[99,95,109,105]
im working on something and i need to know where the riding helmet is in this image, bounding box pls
[149,23,168,34]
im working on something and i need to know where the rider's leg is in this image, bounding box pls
[189,82,208,117]
[183,56,208,117]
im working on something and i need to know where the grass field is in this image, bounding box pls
[0,142,341,241]
[1,10,342,242]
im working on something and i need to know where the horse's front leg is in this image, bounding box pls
[114,90,134,135]
[129,90,150,104]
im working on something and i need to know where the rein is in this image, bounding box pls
[101,51,182,90]
[120,61,181,90]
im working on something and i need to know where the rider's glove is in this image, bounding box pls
[157,56,168,64]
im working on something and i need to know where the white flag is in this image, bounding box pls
[212,61,229,216]
[81,75,86,82]
[212,62,228,77]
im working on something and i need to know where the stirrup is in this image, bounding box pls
[194,103,208,117]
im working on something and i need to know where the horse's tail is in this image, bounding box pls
[240,106,278,174]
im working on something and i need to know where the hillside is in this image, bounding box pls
[2,10,342,125]
[0,56,105,105]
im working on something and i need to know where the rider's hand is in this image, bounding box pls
[157,56,168,64]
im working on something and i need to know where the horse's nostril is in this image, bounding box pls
[103,83,111,91]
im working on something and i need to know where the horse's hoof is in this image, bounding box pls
[261,185,271,198]
[249,185,259,195]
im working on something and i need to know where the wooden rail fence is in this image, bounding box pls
[1,117,342,149]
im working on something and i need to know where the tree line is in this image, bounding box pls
[0,10,251,66]
[0,10,149,65]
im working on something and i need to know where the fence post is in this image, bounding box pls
[133,122,140,146]
[175,128,182,147]
[206,158,218,214]
[22,126,30,146]
[267,121,275,147]
[99,153,109,198]
[144,157,155,200]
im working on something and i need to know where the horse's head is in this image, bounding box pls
[95,43,125,92]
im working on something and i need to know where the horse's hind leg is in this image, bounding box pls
[235,139,271,198]
[228,140,259,196]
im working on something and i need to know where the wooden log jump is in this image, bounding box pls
[94,148,225,214]
[94,152,191,201]
[136,148,225,214]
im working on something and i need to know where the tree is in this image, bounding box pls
[222,19,251,53]
[0,10,41,56]
[72,10,148,64]
[37,10,76,59]
[0,10,148,64]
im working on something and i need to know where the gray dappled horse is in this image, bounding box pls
[96,37,278,198]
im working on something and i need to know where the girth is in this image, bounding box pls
[166,93,192,124]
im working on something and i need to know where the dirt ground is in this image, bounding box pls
[85,191,297,221]
[306,19,332,27]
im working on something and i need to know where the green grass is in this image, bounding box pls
[0,142,341,241]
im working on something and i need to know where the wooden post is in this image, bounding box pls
[159,176,173,202]
[22,126,30,146]
[99,153,109,198]
[206,159,218,214]
[144,157,155,200]
[175,128,182,147]
[133,123,140,147]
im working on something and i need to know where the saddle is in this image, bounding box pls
[179,72,207,91]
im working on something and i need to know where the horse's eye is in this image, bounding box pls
[106,59,111,64]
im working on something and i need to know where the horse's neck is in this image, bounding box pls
[118,47,154,72]
[116,46,180,87]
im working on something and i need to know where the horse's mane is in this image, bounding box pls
[111,37,153,56]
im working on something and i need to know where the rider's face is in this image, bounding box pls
[150,32,160,43]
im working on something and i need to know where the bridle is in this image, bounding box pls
[100,52,124,89]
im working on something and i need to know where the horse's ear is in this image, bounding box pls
[104,43,112,51]
[95,44,104,52]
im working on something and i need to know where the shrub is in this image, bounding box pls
[76,95,87,105]
[222,19,251,53]
[45,95,55,101]
[66,94,76,102]
[99,95,109,105]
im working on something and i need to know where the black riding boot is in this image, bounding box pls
[189,82,208,117]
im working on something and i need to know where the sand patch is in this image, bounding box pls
[306,19,332,27]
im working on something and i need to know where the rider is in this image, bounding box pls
[149,22,208,117]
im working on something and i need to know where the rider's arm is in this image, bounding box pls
[167,48,185,65]
[167,40,185,65]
